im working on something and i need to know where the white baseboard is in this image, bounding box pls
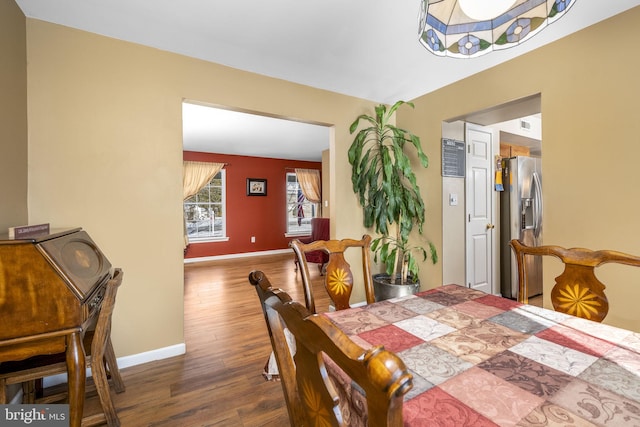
[184,248,290,264]
[43,343,186,388]
[116,343,186,370]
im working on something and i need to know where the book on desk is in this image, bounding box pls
[7,223,50,239]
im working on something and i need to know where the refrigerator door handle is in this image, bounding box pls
[533,171,543,239]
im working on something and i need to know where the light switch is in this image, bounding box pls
[449,193,458,206]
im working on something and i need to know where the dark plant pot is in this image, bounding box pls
[373,273,420,302]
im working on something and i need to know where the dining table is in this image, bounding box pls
[323,284,640,426]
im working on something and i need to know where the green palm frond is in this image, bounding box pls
[348,101,437,284]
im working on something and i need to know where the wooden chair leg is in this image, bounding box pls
[0,379,7,404]
[92,359,120,427]
[22,380,36,403]
[319,263,327,276]
[35,378,43,400]
[104,339,125,393]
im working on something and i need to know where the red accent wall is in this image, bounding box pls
[183,151,321,259]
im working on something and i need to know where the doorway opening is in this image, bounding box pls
[181,101,332,261]
[441,94,542,302]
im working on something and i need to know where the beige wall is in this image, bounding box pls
[441,121,466,287]
[20,5,640,362]
[25,19,375,357]
[0,0,28,230]
[322,149,330,219]
[401,6,640,332]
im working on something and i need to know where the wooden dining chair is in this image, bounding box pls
[510,239,640,322]
[0,268,126,427]
[290,234,374,312]
[249,270,412,427]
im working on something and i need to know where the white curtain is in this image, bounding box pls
[183,161,224,250]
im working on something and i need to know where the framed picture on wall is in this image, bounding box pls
[247,178,267,196]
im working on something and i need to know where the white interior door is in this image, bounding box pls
[465,124,495,294]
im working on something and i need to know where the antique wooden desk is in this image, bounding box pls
[0,228,112,427]
[325,284,640,425]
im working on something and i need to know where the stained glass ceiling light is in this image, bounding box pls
[419,0,576,58]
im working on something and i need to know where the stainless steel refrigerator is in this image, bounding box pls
[500,156,543,299]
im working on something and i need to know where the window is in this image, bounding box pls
[286,172,316,235]
[184,170,226,240]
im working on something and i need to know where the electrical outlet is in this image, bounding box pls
[251,236,255,243]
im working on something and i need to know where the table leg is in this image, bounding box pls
[66,331,86,427]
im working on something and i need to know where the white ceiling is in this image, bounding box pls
[182,102,331,162]
[16,0,640,161]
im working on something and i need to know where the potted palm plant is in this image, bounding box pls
[348,101,437,300]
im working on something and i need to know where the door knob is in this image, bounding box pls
[486,223,495,230]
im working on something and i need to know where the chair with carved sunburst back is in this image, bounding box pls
[510,239,640,322]
[290,235,374,313]
[249,270,412,427]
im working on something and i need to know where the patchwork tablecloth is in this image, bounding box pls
[324,284,640,426]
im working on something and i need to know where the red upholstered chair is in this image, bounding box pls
[293,217,330,275]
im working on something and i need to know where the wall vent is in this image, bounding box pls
[520,120,531,131]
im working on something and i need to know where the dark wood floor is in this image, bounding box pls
[78,253,330,426]
[67,254,542,426]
